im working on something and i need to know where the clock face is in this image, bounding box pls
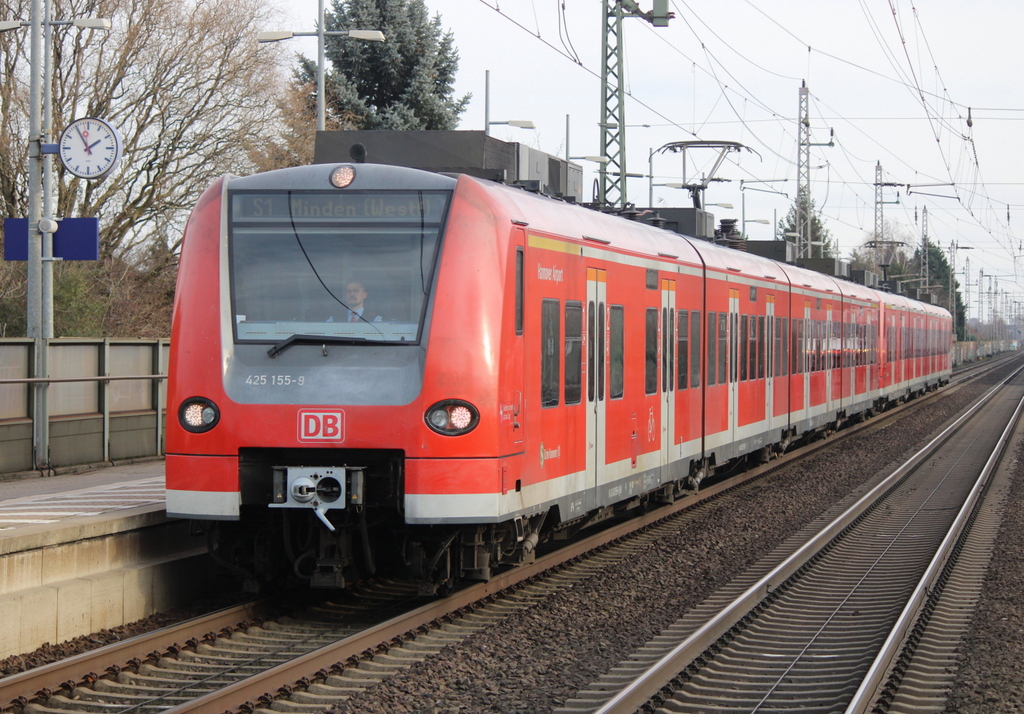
[58,118,122,179]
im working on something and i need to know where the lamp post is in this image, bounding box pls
[647,142,685,207]
[258,2,384,132]
[948,242,973,341]
[483,70,534,136]
[743,218,770,238]
[2,10,110,470]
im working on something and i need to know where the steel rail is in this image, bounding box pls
[154,474,747,714]
[156,367,1003,714]
[0,358,1009,714]
[844,381,1024,712]
[0,602,268,711]
[592,363,1024,714]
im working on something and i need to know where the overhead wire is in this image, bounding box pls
[466,0,1020,292]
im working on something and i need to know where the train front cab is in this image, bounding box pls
[166,164,550,590]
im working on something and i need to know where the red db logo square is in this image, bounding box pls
[298,409,345,442]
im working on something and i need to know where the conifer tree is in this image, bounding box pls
[776,192,835,258]
[301,0,470,130]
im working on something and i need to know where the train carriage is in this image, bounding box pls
[166,162,951,592]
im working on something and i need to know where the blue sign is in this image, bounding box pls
[3,218,100,261]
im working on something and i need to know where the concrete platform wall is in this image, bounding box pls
[0,514,213,660]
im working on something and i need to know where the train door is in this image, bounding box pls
[766,296,775,424]
[728,289,740,446]
[586,269,607,492]
[511,237,526,446]
[803,300,811,417]
[825,304,834,407]
[661,280,676,468]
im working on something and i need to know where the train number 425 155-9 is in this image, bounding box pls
[246,374,305,386]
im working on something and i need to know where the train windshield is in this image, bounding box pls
[228,190,450,345]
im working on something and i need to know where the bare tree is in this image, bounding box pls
[848,219,915,282]
[0,0,295,335]
[245,78,362,172]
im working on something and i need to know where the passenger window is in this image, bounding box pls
[740,315,749,381]
[749,311,757,379]
[662,307,674,393]
[729,312,738,384]
[718,313,728,384]
[690,311,701,388]
[588,301,596,402]
[677,310,688,390]
[610,306,624,399]
[779,318,787,376]
[564,302,582,405]
[707,312,717,386]
[515,248,524,335]
[758,316,766,378]
[541,299,560,407]
[646,307,658,395]
[774,318,782,377]
[598,302,606,401]
[791,318,802,375]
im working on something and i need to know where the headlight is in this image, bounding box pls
[330,164,355,188]
[424,399,479,436]
[178,397,220,433]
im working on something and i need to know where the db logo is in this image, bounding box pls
[298,409,345,442]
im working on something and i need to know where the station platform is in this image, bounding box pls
[0,460,214,661]
[0,460,166,535]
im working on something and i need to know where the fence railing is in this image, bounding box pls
[950,339,1010,366]
[0,337,1013,477]
[0,338,168,475]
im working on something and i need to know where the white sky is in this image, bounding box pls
[280,0,1024,320]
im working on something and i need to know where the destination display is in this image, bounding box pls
[231,191,450,223]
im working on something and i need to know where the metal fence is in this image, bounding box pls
[950,340,1013,366]
[0,338,168,475]
[0,337,1013,477]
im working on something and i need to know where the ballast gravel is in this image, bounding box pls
[329,359,1020,714]
[3,359,1020,712]
[943,413,1024,713]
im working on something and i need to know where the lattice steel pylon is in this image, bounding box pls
[795,81,832,256]
[921,206,929,298]
[599,1,626,208]
[598,0,671,208]
[797,81,811,257]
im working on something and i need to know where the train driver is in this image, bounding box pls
[343,280,382,323]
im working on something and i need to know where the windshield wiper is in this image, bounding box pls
[267,334,368,358]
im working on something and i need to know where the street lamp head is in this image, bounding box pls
[489,120,535,130]
[570,156,610,164]
[347,30,385,41]
[257,30,294,42]
[72,18,111,30]
[745,218,771,225]
[706,202,734,209]
[0,20,23,31]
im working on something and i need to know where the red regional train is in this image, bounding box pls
[166,162,952,592]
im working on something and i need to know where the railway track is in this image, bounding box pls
[0,356,1013,714]
[572,363,1024,714]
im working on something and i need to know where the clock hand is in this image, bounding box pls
[86,139,103,152]
[76,126,92,154]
